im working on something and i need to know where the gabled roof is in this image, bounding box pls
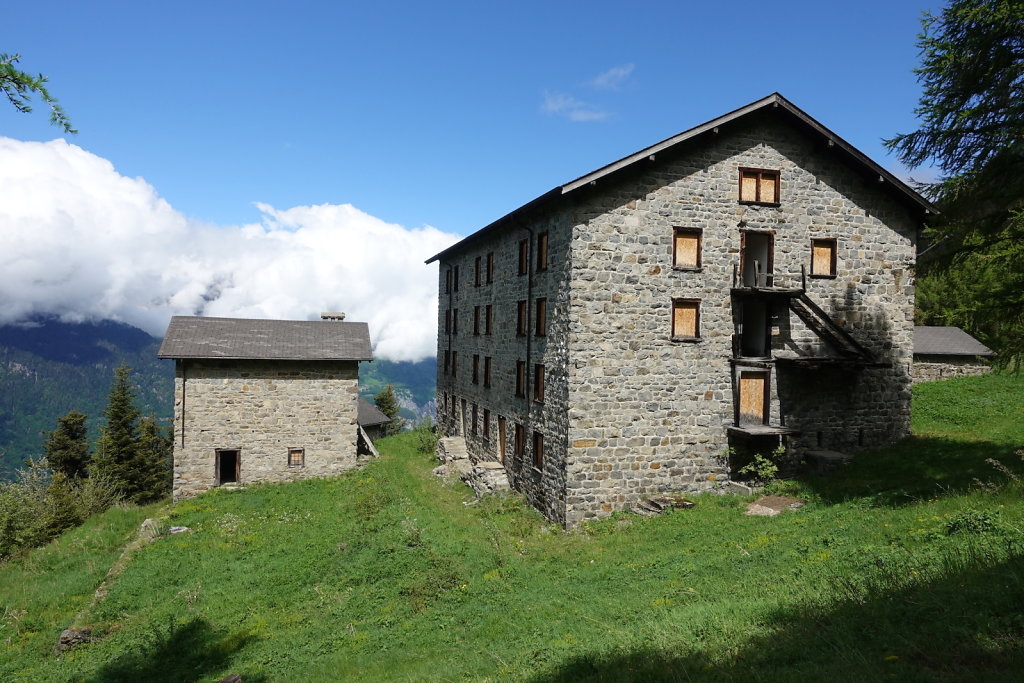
[358,397,391,427]
[157,316,373,361]
[914,326,995,357]
[427,93,937,264]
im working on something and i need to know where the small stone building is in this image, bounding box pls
[913,326,995,383]
[358,397,391,441]
[427,93,936,527]
[158,316,373,500]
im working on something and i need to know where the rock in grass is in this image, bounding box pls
[55,627,92,655]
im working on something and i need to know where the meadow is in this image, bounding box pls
[2,372,1022,681]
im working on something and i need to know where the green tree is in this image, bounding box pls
[92,365,155,503]
[136,415,172,500]
[1,52,75,133]
[886,0,1024,367]
[42,410,91,479]
[373,384,404,436]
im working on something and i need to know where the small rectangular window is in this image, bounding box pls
[483,409,490,441]
[485,304,493,335]
[288,448,304,468]
[518,239,529,275]
[484,356,492,388]
[473,306,481,335]
[811,238,837,277]
[452,309,458,336]
[443,349,450,375]
[472,354,480,384]
[515,361,526,398]
[534,364,545,403]
[673,228,702,270]
[471,404,478,436]
[532,432,544,470]
[535,298,547,337]
[739,168,780,204]
[474,256,482,286]
[451,351,457,377]
[486,252,494,283]
[517,300,527,336]
[453,265,460,291]
[444,309,451,335]
[672,299,700,339]
[514,424,525,458]
[537,232,549,271]
[444,269,452,294]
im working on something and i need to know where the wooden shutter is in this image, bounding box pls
[674,231,700,268]
[739,372,767,425]
[812,240,835,276]
[673,300,699,338]
[741,171,758,201]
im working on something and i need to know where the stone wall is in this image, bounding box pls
[172,359,362,500]
[912,355,992,384]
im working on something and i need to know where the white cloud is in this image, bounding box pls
[541,90,609,122]
[0,137,459,362]
[587,64,635,90]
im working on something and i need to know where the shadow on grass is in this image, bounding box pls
[796,435,1022,507]
[533,550,1024,682]
[88,617,265,683]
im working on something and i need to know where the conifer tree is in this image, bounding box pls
[374,384,404,436]
[136,415,172,500]
[92,365,148,503]
[43,410,91,479]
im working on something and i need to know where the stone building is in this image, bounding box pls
[912,326,995,384]
[426,93,936,527]
[157,315,373,500]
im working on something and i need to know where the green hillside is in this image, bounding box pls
[2,373,1023,681]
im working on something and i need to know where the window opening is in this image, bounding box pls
[811,238,837,277]
[741,231,774,287]
[486,252,494,283]
[515,361,526,398]
[517,300,527,336]
[288,448,304,468]
[535,298,547,336]
[673,228,702,269]
[534,364,545,403]
[672,299,700,339]
[537,232,549,271]
[739,168,780,204]
[518,239,529,275]
[216,449,240,485]
[532,432,544,470]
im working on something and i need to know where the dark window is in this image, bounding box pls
[739,167,780,204]
[473,306,481,335]
[518,239,529,275]
[534,364,545,403]
[443,349,450,375]
[472,354,480,384]
[444,309,451,335]
[471,404,478,436]
[451,351,457,377]
[515,361,526,398]
[445,269,452,294]
[517,300,527,336]
[216,449,240,485]
[532,432,544,470]
[673,228,702,270]
[288,448,304,468]
[452,309,458,336]
[485,304,493,335]
[537,232,549,271]
[474,257,482,286]
[483,409,490,441]
[672,299,700,340]
[453,265,460,291]
[484,356,492,388]
[811,238,838,277]
[486,252,494,283]
[535,298,547,337]
[514,424,525,458]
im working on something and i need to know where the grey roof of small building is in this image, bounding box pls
[426,92,938,265]
[157,316,373,361]
[914,326,995,357]
[358,397,391,427]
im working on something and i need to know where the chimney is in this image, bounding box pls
[320,312,346,321]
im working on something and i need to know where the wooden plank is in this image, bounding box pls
[739,372,766,425]
[675,233,699,268]
[673,301,697,337]
[741,172,757,201]
[812,242,833,275]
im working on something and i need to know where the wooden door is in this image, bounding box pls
[498,417,507,463]
[738,372,767,425]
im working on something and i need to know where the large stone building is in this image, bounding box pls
[427,93,936,527]
[158,315,373,500]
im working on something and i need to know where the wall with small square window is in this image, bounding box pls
[739,167,780,204]
[810,238,837,277]
[671,299,700,340]
[673,228,702,270]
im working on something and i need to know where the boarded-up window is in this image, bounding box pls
[518,239,529,275]
[451,351,457,377]
[739,168,780,204]
[535,298,547,336]
[674,228,702,269]
[532,431,544,470]
[738,371,768,425]
[514,424,525,457]
[515,361,526,398]
[537,232,549,271]
[534,364,545,403]
[288,448,304,468]
[471,404,478,436]
[483,409,490,441]
[444,309,451,334]
[672,299,700,339]
[811,238,837,277]
[486,252,494,283]
[453,265,460,291]
[498,417,507,462]
[485,304,493,335]
[475,256,481,286]
[473,306,481,335]
[452,309,458,335]
[517,300,527,336]
[472,354,480,384]
[445,269,452,294]
[484,356,492,387]
[443,350,450,374]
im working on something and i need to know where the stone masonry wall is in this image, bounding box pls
[912,355,992,384]
[172,359,361,500]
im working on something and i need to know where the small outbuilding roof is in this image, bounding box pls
[157,316,373,361]
[358,397,391,427]
[914,326,995,357]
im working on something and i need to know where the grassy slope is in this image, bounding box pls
[2,373,1023,681]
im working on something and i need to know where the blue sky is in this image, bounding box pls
[0,0,943,359]
[4,0,941,232]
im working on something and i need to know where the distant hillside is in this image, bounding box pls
[0,319,437,479]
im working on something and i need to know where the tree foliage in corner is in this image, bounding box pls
[92,365,171,503]
[886,0,1024,368]
[1,52,75,133]
[374,384,404,436]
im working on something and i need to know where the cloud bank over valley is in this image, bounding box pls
[0,138,459,361]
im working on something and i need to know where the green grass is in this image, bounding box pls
[2,373,1023,681]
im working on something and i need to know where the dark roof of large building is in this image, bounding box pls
[357,397,391,427]
[157,316,373,361]
[914,326,995,357]
[426,92,937,264]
